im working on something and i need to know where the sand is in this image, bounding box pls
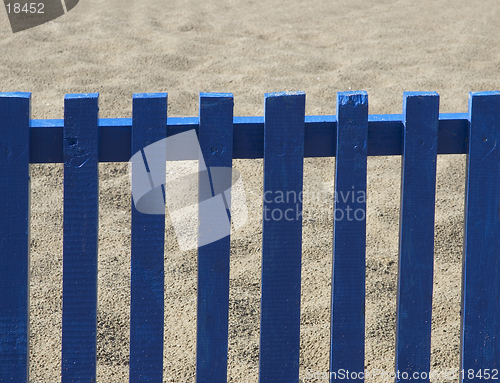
[1,0,498,381]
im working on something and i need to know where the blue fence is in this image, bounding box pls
[0,91,499,382]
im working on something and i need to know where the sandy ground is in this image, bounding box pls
[1,0,499,381]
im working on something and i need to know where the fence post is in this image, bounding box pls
[0,92,31,383]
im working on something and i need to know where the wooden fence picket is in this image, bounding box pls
[196,92,234,383]
[259,91,305,383]
[395,92,439,382]
[461,91,500,379]
[330,91,368,383]
[129,93,168,382]
[61,93,99,382]
[0,92,31,383]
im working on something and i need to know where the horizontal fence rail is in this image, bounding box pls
[29,114,470,162]
[1,90,499,383]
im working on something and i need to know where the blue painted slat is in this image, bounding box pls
[330,91,368,383]
[129,93,168,382]
[196,92,234,383]
[259,91,305,383]
[461,91,500,380]
[0,93,31,383]
[61,93,99,382]
[395,92,439,382]
[28,114,469,163]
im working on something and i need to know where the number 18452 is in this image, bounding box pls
[6,3,45,13]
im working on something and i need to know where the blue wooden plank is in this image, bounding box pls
[28,113,469,163]
[259,91,305,383]
[461,91,500,381]
[129,93,168,382]
[330,91,368,383]
[61,93,99,382]
[395,92,439,382]
[196,92,234,383]
[0,92,31,383]
[438,114,468,154]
